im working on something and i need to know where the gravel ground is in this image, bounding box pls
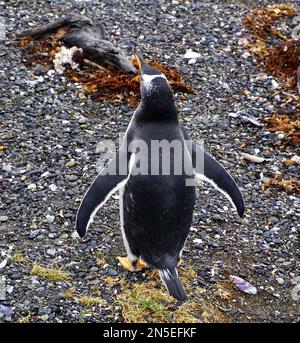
[0,0,299,323]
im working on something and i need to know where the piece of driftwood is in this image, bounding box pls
[17,14,136,74]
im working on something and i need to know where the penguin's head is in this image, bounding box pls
[135,54,177,119]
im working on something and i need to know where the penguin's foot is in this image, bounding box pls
[117,256,135,271]
[135,258,147,271]
[117,256,147,272]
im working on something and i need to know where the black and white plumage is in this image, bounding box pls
[76,55,245,301]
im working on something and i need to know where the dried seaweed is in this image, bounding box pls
[264,112,300,144]
[243,4,296,40]
[19,36,62,67]
[242,4,300,154]
[265,40,300,86]
[262,175,300,194]
[69,58,194,107]
[242,4,300,87]
[17,36,194,107]
[243,38,269,59]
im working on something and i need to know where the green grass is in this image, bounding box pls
[63,288,105,307]
[78,295,104,307]
[18,315,31,323]
[12,251,30,265]
[137,298,169,315]
[31,264,71,282]
[116,267,226,323]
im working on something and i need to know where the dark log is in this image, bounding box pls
[17,14,136,75]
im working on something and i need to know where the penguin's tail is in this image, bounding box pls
[158,267,187,301]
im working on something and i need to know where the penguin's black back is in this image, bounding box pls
[123,119,196,269]
[123,174,195,265]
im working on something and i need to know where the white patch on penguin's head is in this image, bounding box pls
[142,74,166,82]
[141,73,168,93]
[136,54,171,96]
[140,73,175,115]
[135,54,177,118]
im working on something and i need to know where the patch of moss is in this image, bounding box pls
[18,315,31,323]
[95,249,107,266]
[117,281,172,323]
[12,251,30,265]
[117,266,228,323]
[138,298,169,315]
[104,276,120,287]
[63,288,76,299]
[172,301,200,323]
[216,285,232,301]
[78,295,104,307]
[96,249,105,259]
[31,264,71,282]
[96,258,106,266]
[63,287,104,307]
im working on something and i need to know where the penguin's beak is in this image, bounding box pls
[135,54,142,73]
[134,54,161,79]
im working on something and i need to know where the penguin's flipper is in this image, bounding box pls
[180,124,244,218]
[192,141,245,218]
[76,153,130,238]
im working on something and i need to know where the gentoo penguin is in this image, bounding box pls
[76,55,245,301]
